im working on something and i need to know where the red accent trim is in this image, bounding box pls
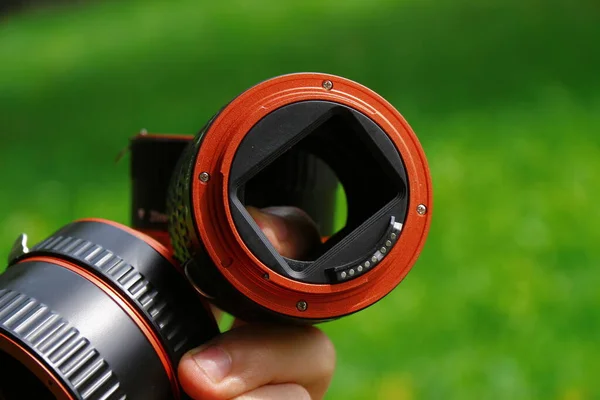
[190,73,433,319]
[0,332,75,399]
[20,256,181,399]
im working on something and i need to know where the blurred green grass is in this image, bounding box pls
[1,0,599,398]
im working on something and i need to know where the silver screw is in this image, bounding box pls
[322,80,333,90]
[364,261,371,268]
[417,204,427,215]
[340,271,347,279]
[385,240,392,247]
[357,265,363,272]
[297,300,308,311]
[390,233,397,240]
[199,172,210,182]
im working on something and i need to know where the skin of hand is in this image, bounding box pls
[178,206,336,400]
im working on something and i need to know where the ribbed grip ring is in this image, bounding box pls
[32,234,190,359]
[0,288,126,400]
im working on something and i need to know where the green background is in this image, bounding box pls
[1,0,599,398]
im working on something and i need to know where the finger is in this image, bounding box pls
[233,384,310,400]
[246,206,321,260]
[178,324,336,400]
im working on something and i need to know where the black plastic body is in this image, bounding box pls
[130,135,193,236]
[0,220,220,400]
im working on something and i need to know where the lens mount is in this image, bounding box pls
[170,72,432,321]
[228,100,409,284]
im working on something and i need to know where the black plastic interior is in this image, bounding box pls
[228,101,408,284]
[0,350,55,400]
[243,149,342,240]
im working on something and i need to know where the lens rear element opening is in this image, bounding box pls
[229,100,409,284]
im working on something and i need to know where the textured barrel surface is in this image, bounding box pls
[0,260,169,400]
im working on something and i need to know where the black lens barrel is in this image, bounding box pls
[0,220,219,400]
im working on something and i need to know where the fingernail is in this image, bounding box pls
[190,346,232,383]
[262,225,281,249]
[247,206,289,243]
[261,209,289,242]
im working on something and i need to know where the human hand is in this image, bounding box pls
[178,206,336,400]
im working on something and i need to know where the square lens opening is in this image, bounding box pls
[241,109,399,261]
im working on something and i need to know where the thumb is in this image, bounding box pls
[246,206,321,260]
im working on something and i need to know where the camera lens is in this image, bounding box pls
[0,219,219,399]
[168,73,432,323]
